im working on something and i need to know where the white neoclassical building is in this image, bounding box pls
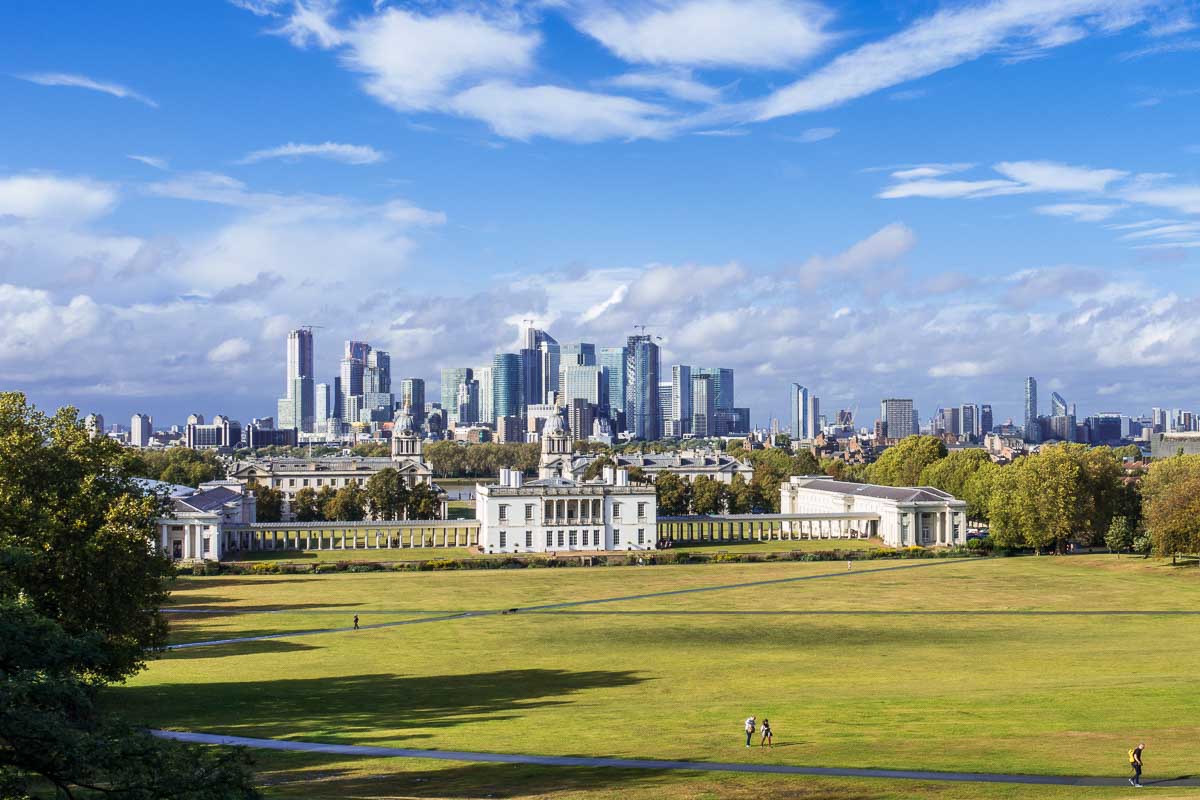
[780,476,968,548]
[156,480,256,562]
[476,466,657,554]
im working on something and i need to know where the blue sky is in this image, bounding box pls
[2,0,1199,428]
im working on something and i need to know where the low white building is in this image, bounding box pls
[156,480,256,562]
[476,467,657,554]
[570,451,754,484]
[780,475,968,548]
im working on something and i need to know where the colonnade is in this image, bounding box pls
[225,523,480,553]
[656,515,878,543]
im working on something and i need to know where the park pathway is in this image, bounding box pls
[152,730,1200,788]
[165,558,973,650]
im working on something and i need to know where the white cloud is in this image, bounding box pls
[1123,182,1200,214]
[993,160,1128,192]
[19,72,158,108]
[339,8,538,111]
[798,222,916,288]
[1119,37,1200,59]
[755,0,1163,121]
[127,154,169,170]
[1035,202,1125,221]
[794,126,839,142]
[602,70,722,104]
[449,82,671,142]
[0,174,117,223]
[880,160,1129,200]
[0,285,101,361]
[238,141,385,165]
[577,0,833,69]
[207,337,252,363]
[888,163,975,180]
[878,178,1024,199]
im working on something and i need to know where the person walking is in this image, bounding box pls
[353,614,360,631]
[1129,742,1144,787]
[744,716,756,747]
[760,718,773,748]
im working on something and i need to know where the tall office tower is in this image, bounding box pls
[339,352,365,423]
[561,364,606,408]
[492,354,523,421]
[398,378,425,425]
[315,383,331,431]
[280,328,316,432]
[130,413,153,447]
[1050,391,1068,418]
[691,374,715,438]
[83,413,105,438]
[789,383,820,440]
[657,382,673,438]
[880,398,916,440]
[561,342,597,367]
[331,376,344,422]
[694,367,734,410]
[345,340,370,362]
[475,365,494,425]
[519,327,559,406]
[670,365,692,438]
[539,337,560,403]
[625,333,661,441]
[1152,407,1168,433]
[598,346,627,424]
[364,350,391,394]
[940,406,961,436]
[456,380,479,425]
[961,403,978,439]
[1024,377,1040,443]
[440,367,473,425]
[980,404,994,435]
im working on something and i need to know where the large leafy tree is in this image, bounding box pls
[866,436,948,487]
[404,483,440,519]
[291,487,324,522]
[247,482,283,523]
[726,473,754,514]
[323,484,367,521]
[0,393,257,797]
[690,476,728,515]
[654,473,691,516]
[918,449,995,520]
[365,468,408,520]
[1141,454,1200,556]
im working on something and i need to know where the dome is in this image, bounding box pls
[395,405,415,435]
[543,406,568,437]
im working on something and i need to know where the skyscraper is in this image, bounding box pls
[492,354,522,421]
[475,365,493,425]
[561,364,606,408]
[315,382,331,430]
[130,413,153,447]
[961,403,978,439]
[880,398,915,440]
[657,382,673,439]
[282,328,316,432]
[340,352,365,424]
[1024,377,1040,443]
[441,367,473,425]
[691,374,715,438]
[519,327,559,407]
[789,384,819,440]
[694,367,734,410]
[670,364,692,438]
[561,342,597,367]
[399,378,425,424]
[365,350,391,394]
[980,404,994,435]
[456,380,479,425]
[625,333,660,441]
[1050,391,1067,418]
[598,346,627,424]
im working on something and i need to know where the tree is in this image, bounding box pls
[323,484,366,521]
[986,445,1088,553]
[918,449,995,521]
[1113,444,1142,461]
[726,473,753,514]
[866,436,948,487]
[291,487,323,522]
[249,481,283,523]
[365,468,408,520]
[790,449,821,476]
[405,483,440,519]
[0,393,169,680]
[582,455,615,481]
[654,472,691,516]
[1140,454,1200,556]
[690,476,728,515]
[1105,515,1135,554]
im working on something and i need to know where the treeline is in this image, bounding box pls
[121,447,225,487]
[423,441,541,477]
[248,467,442,523]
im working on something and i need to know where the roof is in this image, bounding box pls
[793,478,958,504]
[134,477,196,498]
[607,454,752,471]
[173,485,241,513]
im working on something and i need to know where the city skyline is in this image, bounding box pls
[4,1,1200,425]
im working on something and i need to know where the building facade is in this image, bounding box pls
[156,480,257,562]
[476,467,657,554]
[879,398,915,440]
[625,333,661,441]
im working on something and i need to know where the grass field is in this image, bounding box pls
[112,556,1200,799]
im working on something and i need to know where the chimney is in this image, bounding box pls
[615,468,629,487]
[510,470,523,488]
[499,468,510,486]
[602,466,615,484]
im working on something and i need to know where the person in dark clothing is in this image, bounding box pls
[760,718,773,747]
[1129,742,1144,787]
[353,614,360,630]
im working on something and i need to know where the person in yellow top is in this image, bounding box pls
[1129,742,1144,787]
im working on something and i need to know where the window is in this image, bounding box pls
[637,502,647,519]
[316,479,322,486]
[525,530,532,548]
[202,536,211,555]
[595,530,602,547]
[289,478,296,487]
[582,530,589,547]
[499,531,506,547]
[545,500,554,519]
[569,530,578,546]
[302,479,309,487]
[613,529,620,546]
[557,531,564,547]
[613,502,621,518]
[498,504,508,521]
[546,532,553,548]
[637,529,645,545]
[525,504,534,521]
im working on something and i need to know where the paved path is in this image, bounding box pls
[164,559,970,650]
[164,607,1200,618]
[152,730,1200,788]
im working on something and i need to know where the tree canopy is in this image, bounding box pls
[1141,454,1200,556]
[866,436,948,487]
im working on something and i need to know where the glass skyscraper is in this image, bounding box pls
[492,353,522,421]
[598,346,626,423]
[625,334,660,441]
[1024,377,1040,443]
[441,367,473,425]
[694,366,734,410]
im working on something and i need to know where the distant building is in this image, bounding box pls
[244,424,298,449]
[1024,377,1040,444]
[399,378,426,427]
[669,364,692,438]
[570,451,753,484]
[691,373,715,438]
[625,334,661,441]
[879,398,915,440]
[492,354,523,422]
[475,365,494,425]
[186,415,242,449]
[83,413,105,438]
[598,346,627,423]
[694,367,734,411]
[980,404,994,435]
[1151,432,1200,458]
[960,404,978,440]
[1050,391,1068,418]
[496,414,523,443]
[130,413,153,447]
[781,476,968,548]
[441,367,473,426]
[476,466,657,554]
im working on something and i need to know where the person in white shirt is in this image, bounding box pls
[744,716,756,747]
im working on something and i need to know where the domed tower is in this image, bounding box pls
[391,405,422,460]
[539,403,573,480]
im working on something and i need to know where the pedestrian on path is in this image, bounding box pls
[744,716,756,747]
[1129,742,1144,787]
[353,614,360,630]
[760,719,773,747]
[847,560,852,570]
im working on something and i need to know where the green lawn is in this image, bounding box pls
[229,547,486,562]
[114,556,1200,799]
